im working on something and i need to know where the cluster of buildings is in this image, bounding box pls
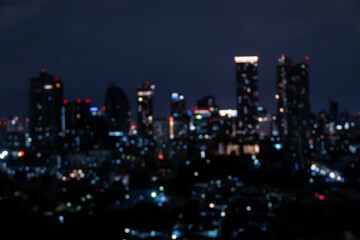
[0,55,359,239]
[0,54,353,173]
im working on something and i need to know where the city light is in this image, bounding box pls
[234,56,259,63]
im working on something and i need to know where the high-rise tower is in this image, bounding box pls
[104,83,131,135]
[276,55,311,172]
[30,69,64,149]
[137,82,155,138]
[234,56,259,146]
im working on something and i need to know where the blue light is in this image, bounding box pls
[310,145,314,150]
[294,163,299,171]
[90,107,98,112]
[172,230,181,238]
[274,143,282,150]
[171,93,179,99]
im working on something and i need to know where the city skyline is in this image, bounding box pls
[1,0,360,118]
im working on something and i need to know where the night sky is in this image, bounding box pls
[1,0,360,119]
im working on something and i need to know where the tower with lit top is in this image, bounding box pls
[234,56,259,149]
[30,69,64,149]
[137,82,155,138]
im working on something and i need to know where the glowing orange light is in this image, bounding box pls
[169,116,174,121]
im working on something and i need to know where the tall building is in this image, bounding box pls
[329,101,338,123]
[234,56,259,147]
[137,82,155,138]
[189,96,221,140]
[64,99,92,150]
[170,92,186,118]
[169,93,188,140]
[276,55,310,172]
[30,70,64,149]
[104,83,131,135]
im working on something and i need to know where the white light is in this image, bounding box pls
[234,56,259,63]
[221,211,226,217]
[246,206,251,211]
[124,228,130,234]
[209,203,215,208]
[44,84,53,90]
[171,234,177,239]
[329,172,335,179]
[151,192,157,198]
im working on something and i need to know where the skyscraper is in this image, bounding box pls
[234,56,259,146]
[276,55,310,172]
[170,92,186,118]
[137,82,155,138]
[169,93,188,140]
[64,99,92,150]
[30,70,64,149]
[104,83,131,135]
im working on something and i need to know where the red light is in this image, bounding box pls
[169,116,174,121]
[77,99,81,103]
[314,192,319,197]
[54,77,58,82]
[85,99,91,103]
[116,104,120,109]
[18,151,25,157]
[131,125,136,130]
[102,106,106,111]
[63,99,68,104]
[40,69,46,74]
[194,107,199,110]
[305,56,309,60]
[158,154,164,160]
[208,119,213,124]
[281,54,285,58]
[319,195,325,201]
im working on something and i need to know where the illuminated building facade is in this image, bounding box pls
[64,99,92,150]
[105,84,131,135]
[189,96,221,140]
[30,70,64,149]
[137,82,155,138]
[234,56,259,145]
[276,55,310,172]
[170,92,186,118]
[169,93,188,140]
